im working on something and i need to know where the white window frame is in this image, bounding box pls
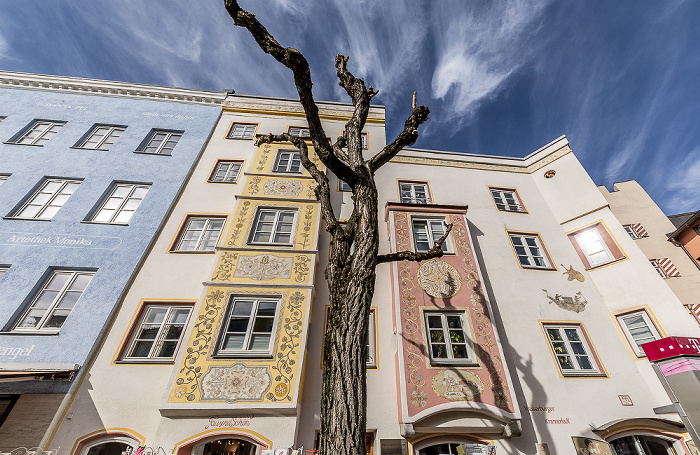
[650,259,668,278]
[0,266,8,280]
[508,233,552,269]
[172,216,226,252]
[411,217,450,253]
[227,123,257,140]
[91,183,150,224]
[338,179,351,192]
[617,310,661,357]
[574,227,615,267]
[424,311,476,365]
[209,161,242,183]
[367,308,377,368]
[14,270,94,332]
[273,150,302,173]
[249,208,297,245]
[490,188,525,213]
[0,175,8,185]
[287,126,310,138]
[12,120,65,146]
[78,124,125,150]
[399,181,431,204]
[122,304,192,361]
[543,324,601,376]
[14,178,81,220]
[139,130,182,155]
[217,296,281,356]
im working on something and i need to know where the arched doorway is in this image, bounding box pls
[609,435,677,455]
[193,437,259,455]
[416,443,462,455]
[80,436,138,455]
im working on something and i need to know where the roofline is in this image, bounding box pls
[668,209,700,240]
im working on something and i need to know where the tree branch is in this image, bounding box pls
[368,96,430,172]
[224,0,355,182]
[377,223,452,264]
[332,134,350,164]
[335,54,373,166]
[256,133,341,231]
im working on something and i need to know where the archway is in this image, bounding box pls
[80,436,138,455]
[609,435,678,455]
[192,436,259,455]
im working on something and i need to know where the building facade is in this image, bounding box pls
[0,72,223,449]
[45,93,700,455]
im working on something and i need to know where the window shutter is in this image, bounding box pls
[686,305,700,326]
[657,258,681,277]
[631,223,649,238]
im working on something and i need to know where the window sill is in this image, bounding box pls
[520,265,557,271]
[207,180,239,184]
[80,220,129,226]
[168,250,216,254]
[0,330,60,335]
[585,258,626,271]
[69,146,110,151]
[2,217,52,221]
[248,242,295,248]
[132,151,171,156]
[428,359,479,367]
[560,372,607,378]
[114,359,175,365]
[497,209,529,214]
[225,137,255,141]
[213,353,274,359]
[2,142,43,147]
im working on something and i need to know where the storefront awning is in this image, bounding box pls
[0,363,79,382]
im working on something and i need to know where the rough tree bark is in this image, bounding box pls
[224,3,452,454]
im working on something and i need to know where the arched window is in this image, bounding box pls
[81,436,138,455]
[609,435,676,455]
[193,436,259,455]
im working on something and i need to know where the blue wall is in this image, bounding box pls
[0,86,220,392]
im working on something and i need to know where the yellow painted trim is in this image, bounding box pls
[600,423,688,440]
[173,427,273,453]
[396,178,435,205]
[222,106,385,124]
[111,299,197,364]
[487,185,529,214]
[560,204,610,225]
[610,306,666,360]
[205,158,246,184]
[538,319,609,378]
[565,219,629,271]
[223,121,260,141]
[166,213,230,254]
[504,229,558,271]
[70,428,146,455]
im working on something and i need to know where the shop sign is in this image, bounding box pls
[204,416,253,429]
[0,231,122,250]
[642,337,700,361]
[457,444,496,455]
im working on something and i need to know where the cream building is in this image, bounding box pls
[45,94,700,455]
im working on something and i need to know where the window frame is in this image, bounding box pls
[273,149,302,173]
[0,266,8,281]
[215,295,281,357]
[248,208,297,246]
[90,182,150,225]
[75,124,126,151]
[14,269,95,333]
[208,160,243,184]
[615,309,662,357]
[650,259,668,278]
[226,122,258,140]
[424,310,477,366]
[136,129,183,155]
[12,178,81,220]
[171,215,227,253]
[507,232,555,270]
[287,126,310,138]
[8,120,66,146]
[399,181,431,204]
[410,217,451,253]
[489,187,527,213]
[0,175,9,186]
[624,225,638,239]
[120,303,193,362]
[568,222,625,270]
[542,323,604,376]
[338,179,352,192]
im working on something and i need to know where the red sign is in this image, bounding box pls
[642,337,700,361]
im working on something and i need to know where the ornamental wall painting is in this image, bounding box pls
[391,210,515,417]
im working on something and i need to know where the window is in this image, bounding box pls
[14,178,81,220]
[123,305,192,360]
[616,310,661,357]
[412,218,449,253]
[273,150,302,173]
[15,270,94,331]
[508,233,553,269]
[0,267,8,280]
[172,216,226,252]
[425,312,475,364]
[9,120,65,146]
[543,324,601,375]
[367,308,377,368]
[77,124,125,150]
[0,175,8,185]
[490,187,526,213]
[288,126,310,138]
[623,223,648,239]
[339,179,351,192]
[91,183,149,224]
[138,129,182,155]
[217,296,280,355]
[227,123,257,139]
[399,181,431,204]
[568,223,625,269]
[650,258,680,278]
[209,161,242,183]
[249,208,296,245]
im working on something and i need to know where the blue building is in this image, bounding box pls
[0,71,223,448]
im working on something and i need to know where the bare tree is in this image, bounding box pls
[224,2,452,454]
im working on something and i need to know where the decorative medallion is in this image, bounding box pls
[274,383,288,397]
[561,264,585,282]
[200,363,271,402]
[542,289,587,313]
[544,169,556,179]
[432,370,483,401]
[264,179,303,196]
[417,260,462,298]
[233,254,293,280]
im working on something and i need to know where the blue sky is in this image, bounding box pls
[1,1,699,214]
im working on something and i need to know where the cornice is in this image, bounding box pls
[0,71,225,106]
